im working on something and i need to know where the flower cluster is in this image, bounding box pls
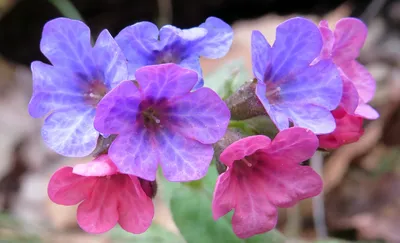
[29,15,377,238]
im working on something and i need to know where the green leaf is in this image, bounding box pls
[245,231,286,243]
[111,223,184,243]
[170,185,242,243]
[204,59,250,99]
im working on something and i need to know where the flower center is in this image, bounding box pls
[265,86,281,103]
[142,107,161,126]
[155,50,180,64]
[84,81,108,107]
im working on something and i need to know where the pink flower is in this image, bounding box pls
[318,106,364,149]
[317,18,379,119]
[212,127,322,238]
[48,154,154,234]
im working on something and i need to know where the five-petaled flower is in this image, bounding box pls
[316,18,379,119]
[48,154,154,234]
[28,18,128,157]
[318,106,364,149]
[251,17,343,134]
[212,127,322,238]
[94,63,231,182]
[115,17,233,89]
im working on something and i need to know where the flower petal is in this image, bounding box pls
[117,175,154,234]
[333,18,367,64]
[319,107,364,149]
[94,81,141,134]
[48,167,97,205]
[280,60,342,110]
[92,29,128,89]
[115,21,159,79]
[40,18,97,81]
[262,163,323,207]
[232,172,278,238]
[318,20,334,60]
[251,30,272,82]
[285,104,336,134]
[179,55,204,89]
[166,87,230,144]
[264,127,319,164]
[355,103,379,120]
[73,155,118,177]
[212,169,237,220]
[28,61,87,118]
[77,177,119,233]
[156,128,213,182]
[42,107,98,157]
[135,63,198,100]
[220,135,271,167]
[108,126,159,181]
[194,17,233,59]
[256,83,289,131]
[339,71,359,114]
[270,17,322,82]
[341,60,375,103]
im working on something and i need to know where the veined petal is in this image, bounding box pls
[135,64,198,100]
[212,169,237,220]
[339,71,359,114]
[94,81,141,135]
[251,30,272,82]
[28,61,87,118]
[232,171,278,238]
[179,55,204,89]
[48,167,97,205]
[318,20,334,60]
[156,128,213,182]
[355,103,379,120]
[40,18,97,81]
[341,60,375,103]
[264,127,319,164]
[117,175,154,234]
[333,18,367,64]
[115,22,159,79]
[280,60,342,110]
[193,17,233,59]
[219,135,271,167]
[42,107,98,157]
[270,17,322,83]
[108,126,159,181]
[166,87,230,144]
[92,29,128,89]
[77,177,119,233]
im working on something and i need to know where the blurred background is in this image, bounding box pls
[0,0,399,242]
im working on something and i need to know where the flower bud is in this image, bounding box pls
[225,80,266,120]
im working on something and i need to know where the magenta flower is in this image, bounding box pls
[28,18,128,157]
[317,18,379,119]
[251,17,343,134]
[318,106,364,149]
[94,63,230,182]
[115,17,233,89]
[48,154,154,234]
[212,127,322,238]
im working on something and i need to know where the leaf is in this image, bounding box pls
[111,223,184,243]
[245,231,286,243]
[204,59,250,99]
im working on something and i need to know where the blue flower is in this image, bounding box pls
[28,18,128,157]
[94,64,231,182]
[115,17,233,89]
[251,17,343,134]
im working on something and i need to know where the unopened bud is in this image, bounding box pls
[225,80,266,120]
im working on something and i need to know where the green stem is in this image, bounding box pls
[48,0,84,21]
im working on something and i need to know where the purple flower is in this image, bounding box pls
[28,18,128,157]
[94,63,231,182]
[251,17,343,134]
[115,17,233,89]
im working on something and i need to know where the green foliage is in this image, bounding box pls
[111,224,184,243]
[204,59,250,99]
